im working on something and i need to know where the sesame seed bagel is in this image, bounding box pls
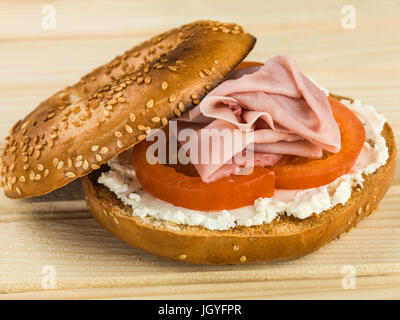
[0,20,256,199]
[82,119,396,265]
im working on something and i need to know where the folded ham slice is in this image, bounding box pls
[178,55,341,183]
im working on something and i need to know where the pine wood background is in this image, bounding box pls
[0,0,399,299]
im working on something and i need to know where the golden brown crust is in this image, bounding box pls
[82,121,396,265]
[0,20,256,199]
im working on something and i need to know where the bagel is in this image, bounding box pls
[82,117,396,265]
[0,20,255,199]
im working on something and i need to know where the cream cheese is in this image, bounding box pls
[98,98,388,231]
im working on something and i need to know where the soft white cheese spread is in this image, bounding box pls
[98,98,388,231]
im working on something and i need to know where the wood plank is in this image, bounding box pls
[1,186,399,295]
[0,0,399,299]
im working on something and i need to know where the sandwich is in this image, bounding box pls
[0,20,396,265]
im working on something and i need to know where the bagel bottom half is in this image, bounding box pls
[82,123,396,265]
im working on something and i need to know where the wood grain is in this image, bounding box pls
[0,0,399,299]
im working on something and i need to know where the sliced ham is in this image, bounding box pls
[178,55,341,183]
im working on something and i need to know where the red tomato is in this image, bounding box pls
[234,61,264,69]
[272,97,366,189]
[133,140,275,211]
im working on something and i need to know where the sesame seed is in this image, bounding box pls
[145,128,151,135]
[138,125,146,130]
[34,174,41,181]
[161,81,168,90]
[169,94,176,103]
[357,207,362,216]
[44,169,49,177]
[365,204,370,212]
[178,102,185,112]
[151,116,160,123]
[82,160,89,170]
[95,154,103,162]
[233,245,239,251]
[240,256,247,263]
[37,164,44,171]
[161,118,168,126]
[198,71,205,78]
[53,158,59,167]
[90,101,99,109]
[91,145,99,152]
[146,99,154,108]
[174,108,181,117]
[125,124,133,133]
[114,131,123,138]
[68,159,73,168]
[193,99,200,105]
[57,161,64,170]
[144,77,151,84]
[16,187,22,195]
[168,66,177,72]
[191,94,198,99]
[100,147,109,154]
[76,155,83,161]
[33,150,41,159]
[137,77,144,84]
[117,140,123,148]
[65,172,76,178]
[91,164,100,170]
[75,161,83,168]
[138,134,146,141]
[129,113,136,122]
[179,254,187,260]
[19,176,26,183]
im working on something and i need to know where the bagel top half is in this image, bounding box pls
[0,20,256,199]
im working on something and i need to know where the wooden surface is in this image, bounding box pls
[0,0,399,299]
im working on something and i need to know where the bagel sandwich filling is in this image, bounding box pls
[97,56,388,231]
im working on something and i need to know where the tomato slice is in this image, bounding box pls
[272,97,366,189]
[132,140,275,211]
[234,61,264,70]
